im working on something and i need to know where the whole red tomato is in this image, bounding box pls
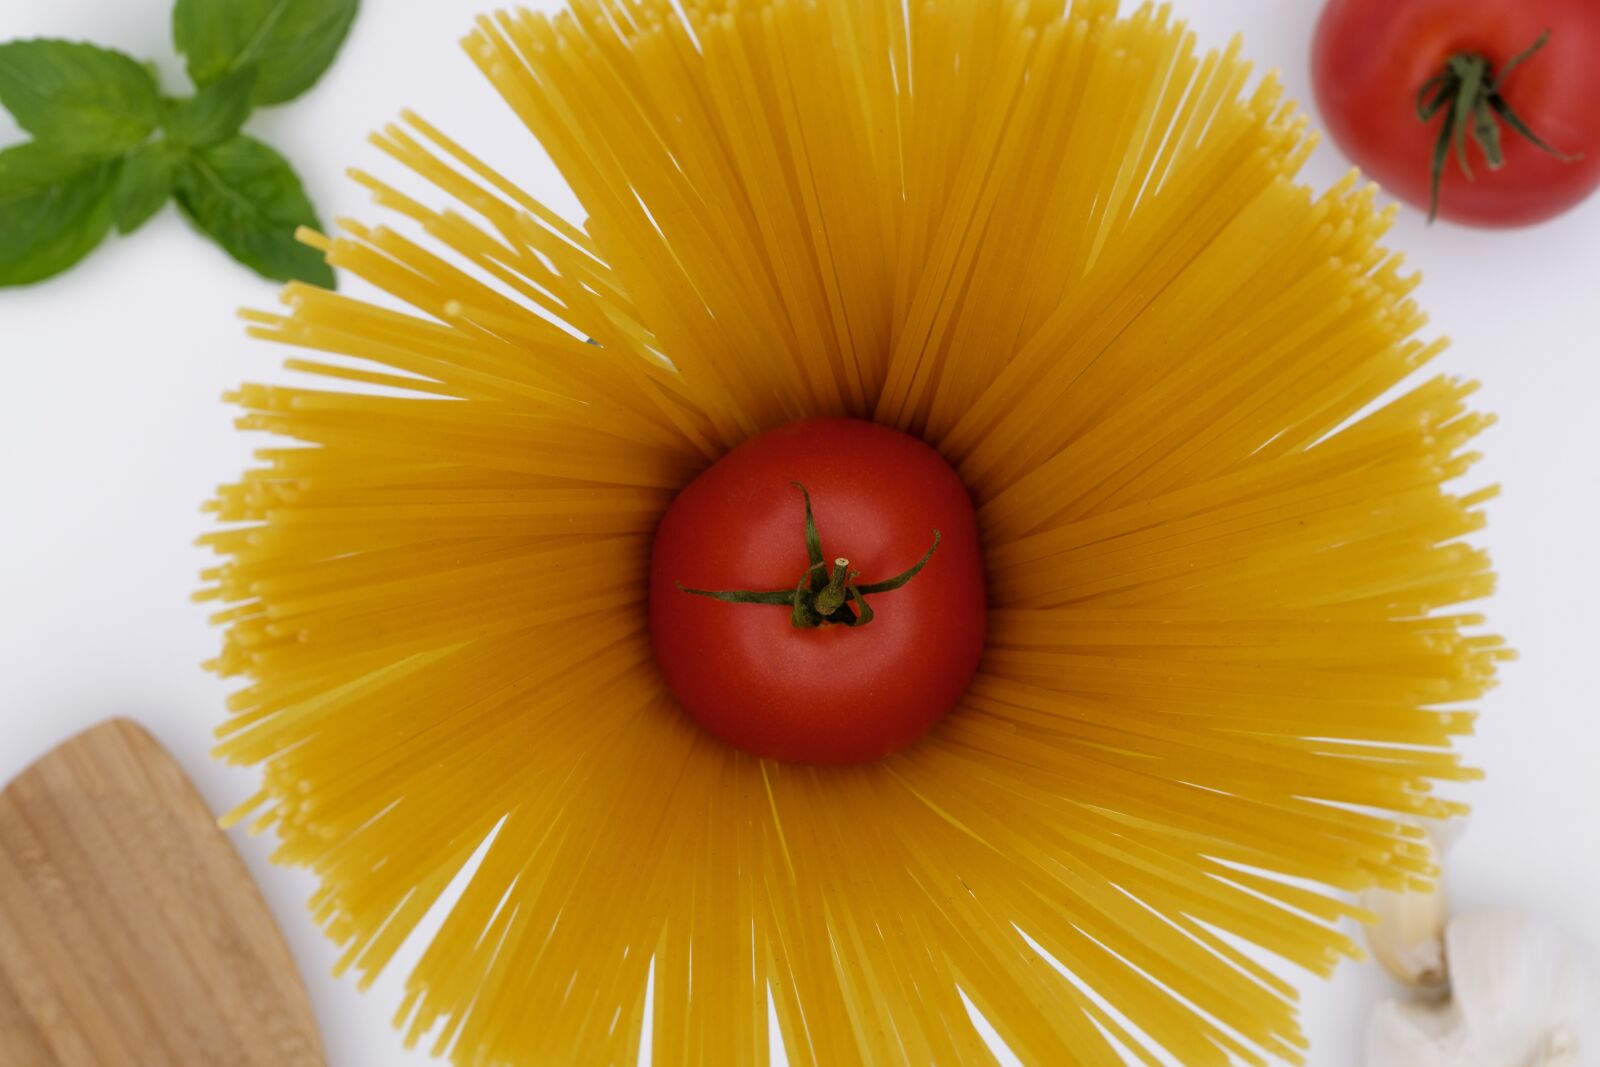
[649,418,986,764]
[1312,0,1600,227]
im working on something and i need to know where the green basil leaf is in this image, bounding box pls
[113,140,178,234]
[0,40,161,158]
[172,0,358,107]
[0,141,117,286]
[165,65,257,148]
[175,134,334,287]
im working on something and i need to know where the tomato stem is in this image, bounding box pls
[1415,30,1583,222]
[815,558,856,617]
[675,482,940,629]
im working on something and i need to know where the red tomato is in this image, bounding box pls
[649,418,987,763]
[1312,0,1600,227]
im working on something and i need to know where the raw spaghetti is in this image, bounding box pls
[200,1,1509,1064]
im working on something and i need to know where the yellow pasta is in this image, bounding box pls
[201,1,1509,1063]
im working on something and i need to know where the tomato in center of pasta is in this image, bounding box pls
[648,418,987,764]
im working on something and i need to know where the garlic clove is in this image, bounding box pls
[1363,879,1450,988]
[1362,829,1449,988]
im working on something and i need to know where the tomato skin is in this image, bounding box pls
[1312,0,1600,227]
[649,418,987,764]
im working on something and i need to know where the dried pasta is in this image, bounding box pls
[202,1,1508,1063]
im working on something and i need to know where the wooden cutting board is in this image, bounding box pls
[0,719,325,1066]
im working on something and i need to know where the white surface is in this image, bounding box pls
[1,1,1596,1064]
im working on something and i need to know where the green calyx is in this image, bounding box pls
[1416,29,1582,222]
[677,482,941,629]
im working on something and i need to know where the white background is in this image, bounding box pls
[2,1,1596,1064]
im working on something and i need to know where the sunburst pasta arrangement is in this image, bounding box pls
[199,1,1509,1063]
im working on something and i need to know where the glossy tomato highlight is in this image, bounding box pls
[649,418,986,764]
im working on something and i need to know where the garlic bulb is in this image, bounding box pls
[1365,907,1600,1067]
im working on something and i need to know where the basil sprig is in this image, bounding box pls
[0,0,356,289]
